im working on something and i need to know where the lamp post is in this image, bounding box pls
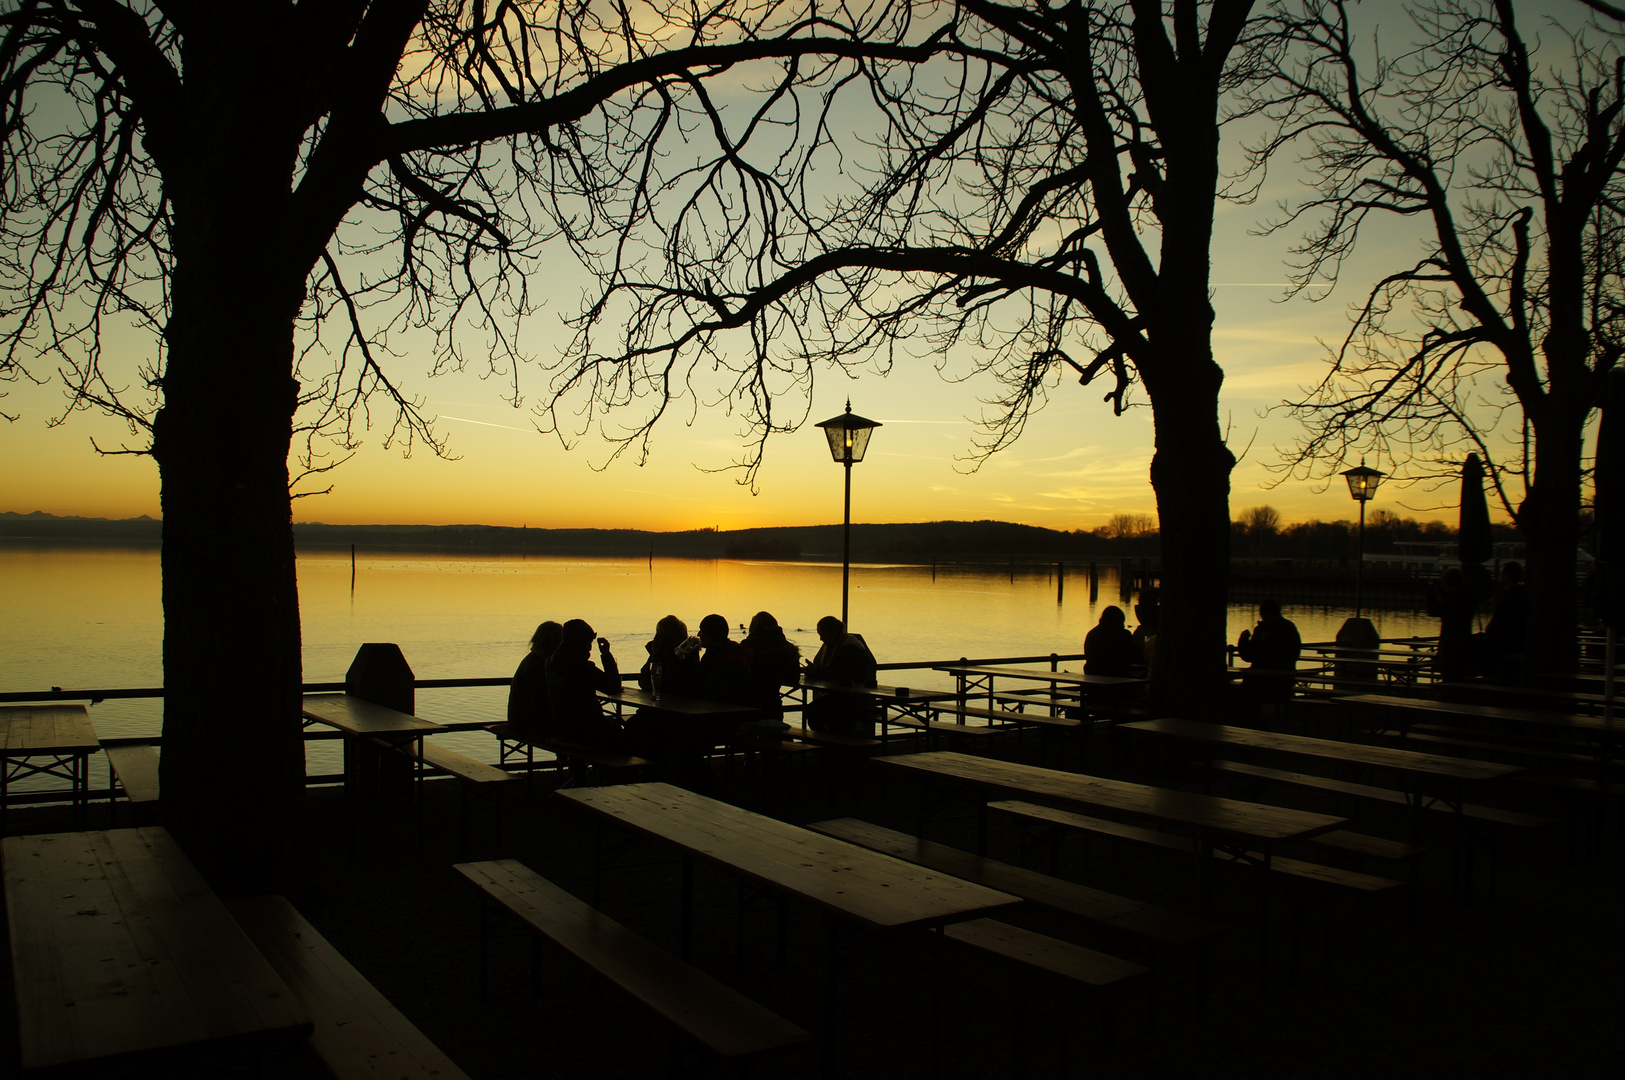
[1341,459,1385,618]
[815,402,882,627]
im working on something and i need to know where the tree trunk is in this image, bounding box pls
[1144,343,1235,719]
[151,91,310,894]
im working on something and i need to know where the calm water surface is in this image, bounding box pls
[1,543,1434,768]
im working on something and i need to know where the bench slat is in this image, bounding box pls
[418,742,518,785]
[989,800,1404,894]
[943,918,1148,989]
[104,744,161,805]
[454,859,809,1061]
[807,818,1222,951]
[226,895,470,1080]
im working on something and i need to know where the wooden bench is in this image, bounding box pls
[988,799,1405,897]
[807,817,1222,1000]
[453,859,810,1069]
[939,917,1149,1048]
[932,702,1085,732]
[226,895,470,1080]
[104,743,160,822]
[1206,759,1557,832]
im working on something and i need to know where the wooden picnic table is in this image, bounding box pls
[1119,718,1526,789]
[874,750,1347,852]
[599,684,762,719]
[1,704,101,832]
[557,781,1019,1076]
[795,678,963,741]
[301,693,445,845]
[2,827,313,1073]
[1334,692,1625,742]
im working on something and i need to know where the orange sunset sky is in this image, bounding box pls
[1,2,1553,535]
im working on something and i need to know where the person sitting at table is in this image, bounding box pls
[802,615,879,736]
[1131,587,1161,664]
[696,614,756,708]
[507,620,563,742]
[1235,598,1301,717]
[635,615,702,698]
[544,619,624,750]
[1475,561,1529,678]
[742,610,800,727]
[1084,605,1137,678]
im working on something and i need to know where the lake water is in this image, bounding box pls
[0,543,1435,770]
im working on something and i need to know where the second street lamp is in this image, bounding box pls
[815,402,882,628]
[1341,459,1386,619]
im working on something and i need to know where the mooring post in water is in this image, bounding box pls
[350,544,356,591]
[1056,561,1064,604]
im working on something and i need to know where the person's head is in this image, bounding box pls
[698,613,731,646]
[748,611,783,639]
[1259,598,1281,620]
[1501,561,1522,585]
[530,620,563,657]
[816,615,845,642]
[1441,567,1465,591]
[560,619,596,653]
[1098,605,1126,628]
[1134,587,1161,624]
[650,615,687,654]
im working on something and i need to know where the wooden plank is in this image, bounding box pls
[417,742,517,785]
[557,783,1020,932]
[455,861,809,1061]
[876,751,1347,845]
[1120,717,1527,783]
[300,693,443,737]
[806,818,1223,951]
[943,918,1148,989]
[227,895,471,1080]
[0,704,98,754]
[105,744,161,804]
[3,828,311,1071]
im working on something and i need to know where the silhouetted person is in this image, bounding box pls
[635,615,701,698]
[1429,567,1481,682]
[1084,605,1137,677]
[544,619,623,750]
[1131,587,1161,665]
[507,620,562,741]
[1477,561,1529,676]
[803,615,878,736]
[742,610,800,727]
[1236,598,1301,711]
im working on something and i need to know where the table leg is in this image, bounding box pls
[680,853,694,962]
[820,918,844,1080]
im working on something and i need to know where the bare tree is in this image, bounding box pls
[1255,0,1625,674]
[0,0,925,892]
[543,0,1282,716]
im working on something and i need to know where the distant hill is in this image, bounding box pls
[0,512,1106,562]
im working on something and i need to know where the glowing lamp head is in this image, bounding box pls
[1342,459,1385,503]
[816,402,882,464]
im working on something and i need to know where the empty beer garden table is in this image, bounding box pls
[301,693,444,844]
[2,827,313,1073]
[1,704,100,833]
[557,781,1019,1075]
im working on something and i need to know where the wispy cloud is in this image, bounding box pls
[439,414,531,432]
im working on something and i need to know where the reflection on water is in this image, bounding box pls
[2,544,1436,758]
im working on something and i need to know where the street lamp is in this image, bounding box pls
[815,401,882,627]
[1341,459,1385,618]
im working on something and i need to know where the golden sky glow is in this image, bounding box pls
[2,1,1549,535]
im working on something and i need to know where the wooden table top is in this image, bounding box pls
[798,678,961,704]
[875,751,1347,845]
[0,704,100,756]
[1120,718,1526,783]
[933,665,1147,687]
[2,827,313,1071]
[1335,693,1625,737]
[557,782,1020,932]
[300,693,444,736]
[599,686,761,717]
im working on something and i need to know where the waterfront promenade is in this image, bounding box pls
[0,715,1616,1079]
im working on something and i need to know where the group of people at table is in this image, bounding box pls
[504,611,879,769]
